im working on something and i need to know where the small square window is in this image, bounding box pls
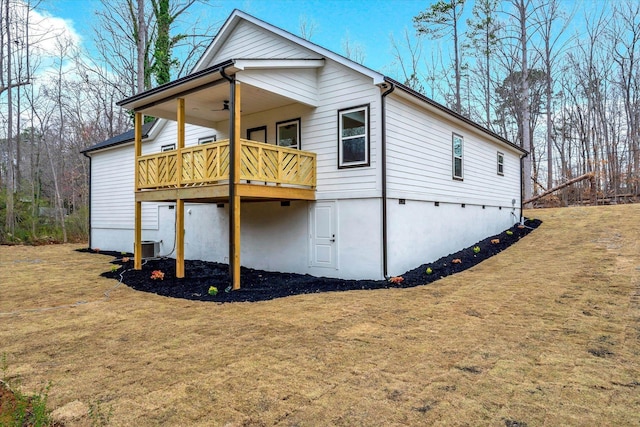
[198,135,216,145]
[161,144,176,152]
[452,133,463,180]
[276,119,300,149]
[497,152,505,176]
[338,105,369,168]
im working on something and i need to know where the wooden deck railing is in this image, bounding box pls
[136,139,316,190]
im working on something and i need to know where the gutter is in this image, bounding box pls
[81,151,92,249]
[381,82,395,279]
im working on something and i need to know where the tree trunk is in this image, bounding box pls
[136,0,146,93]
[5,0,15,238]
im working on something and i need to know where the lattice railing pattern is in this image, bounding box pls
[137,151,177,189]
[136,139,315,190]
[239,139,316,187]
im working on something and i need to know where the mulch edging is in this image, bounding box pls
[81,218,542,303]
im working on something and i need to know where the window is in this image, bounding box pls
[247,126,267,143]
[161,144,175,152]
[338,105,369,168]
[452,133,463,180]
[276,119,300,149]
[198,135,216,145]
[497,151,504,175]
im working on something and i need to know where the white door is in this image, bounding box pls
[310,202,336,269]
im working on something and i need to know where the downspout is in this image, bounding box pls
[220,68,236,283]
[520,151,528,223]
[381,81,395,279]
[82,151,92,249]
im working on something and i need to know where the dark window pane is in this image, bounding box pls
[278,123,298,147]
[454,158,462,178]
[343,137,366,163]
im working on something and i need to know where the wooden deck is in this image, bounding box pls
[135,138,316,202]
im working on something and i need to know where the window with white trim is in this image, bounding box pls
[452,133,463,180]
[338,105,369,168]
[161,144,175,152]
[277,119,300,149]
[497,151,504,175]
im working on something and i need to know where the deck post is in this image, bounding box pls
[176,98,185,278]
[229,81,242,290]
[134,112,143,270]
[176,199,185,278]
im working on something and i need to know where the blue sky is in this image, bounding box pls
[39,0,429,73]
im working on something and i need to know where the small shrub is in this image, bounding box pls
[426,267,433,275]
[150,270,165,280]
[208,286,218,296]
[506,230,514,236]
[473,246,481,254]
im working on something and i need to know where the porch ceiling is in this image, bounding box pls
[132,82,298,128]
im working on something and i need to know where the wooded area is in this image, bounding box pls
[1,0,638,244]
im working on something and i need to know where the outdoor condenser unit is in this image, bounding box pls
[140,241,160,258]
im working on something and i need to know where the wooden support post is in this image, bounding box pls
[134,112,143,270]
[176,199,185,278]
[176,98,185,278]
[231,82,241,290]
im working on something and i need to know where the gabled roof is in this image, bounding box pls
[194,9,385,85]
[83,9,524,156]
[81,121,156,154]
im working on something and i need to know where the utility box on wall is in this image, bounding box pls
[141,241,160,258]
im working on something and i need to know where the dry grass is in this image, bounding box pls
[1,204,639,426]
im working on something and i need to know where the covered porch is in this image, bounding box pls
[118,61,322,290]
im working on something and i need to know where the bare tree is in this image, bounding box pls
[466,0,501,129]
[342,32,366,65]
[95,0,215,97]
[610,0,640,196]
[298,15,317,41]
[414,0,466,113]
[534,0,574,189]
[390,29,424,92]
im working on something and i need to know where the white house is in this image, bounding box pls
[82,10,526,289]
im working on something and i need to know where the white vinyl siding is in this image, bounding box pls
[385,95,521,208]
[237,69,318,106]
[215,61,381,199]
[208,20,319,64]
[142,121,221,155]
[91,145,158,229]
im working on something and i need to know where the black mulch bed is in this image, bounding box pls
[81,218,541,303]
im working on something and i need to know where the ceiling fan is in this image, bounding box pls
[210,100,229,112]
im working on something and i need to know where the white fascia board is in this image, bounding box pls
[146,118,166,140]
[233,59,325,70]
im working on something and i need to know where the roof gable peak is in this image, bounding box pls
[194,9,385,85]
